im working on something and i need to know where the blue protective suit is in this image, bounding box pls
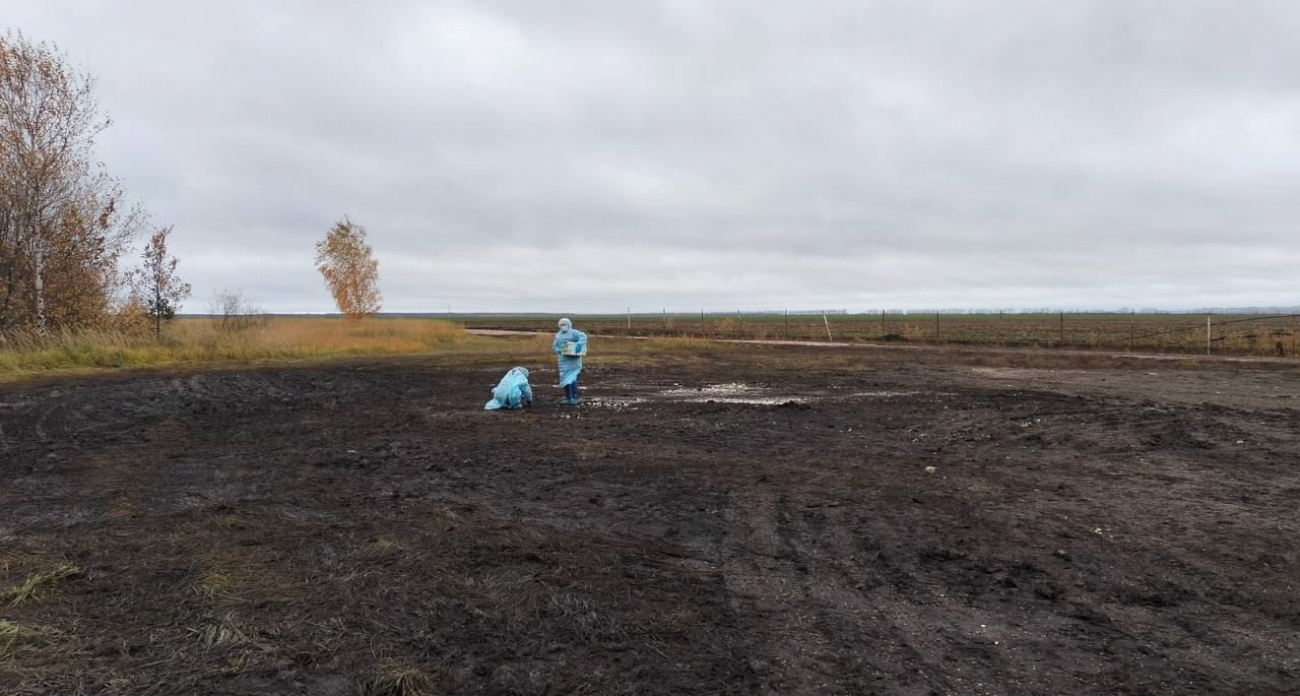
[553,326,587,388]
[484,366,534,410]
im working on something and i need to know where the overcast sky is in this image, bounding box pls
[7,1,1298,312]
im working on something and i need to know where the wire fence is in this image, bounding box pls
[462,311,1300,358]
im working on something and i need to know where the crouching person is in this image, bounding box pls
[484,366,534,410]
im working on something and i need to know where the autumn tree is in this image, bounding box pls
[136,225,190,339]
[0,30,138,334]
[315,217,381,319]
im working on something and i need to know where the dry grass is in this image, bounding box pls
[0,619,39,644]
[9,315,1262,385]
[647,336,719,351]
[2,563,83,606]
[360,660,436,696]
[193,612,255,652]
[195,570,237,601]
[470,314,1300,357]
[0,318,730,383]
[0,317,469,379]
[0,619,55,659]
[657,607,703,633]
[364,537,406,559]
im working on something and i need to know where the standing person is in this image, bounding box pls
[484,366,534,410]
[553,317,587,405]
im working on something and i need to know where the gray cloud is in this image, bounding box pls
[8,0,1298,312]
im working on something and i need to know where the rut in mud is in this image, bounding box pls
[2,349,1299,695]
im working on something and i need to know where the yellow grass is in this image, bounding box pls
[361,660,436,696]
[2,563,83,606]
[0,318,735,382]
[0,317,469,379]
[0,619,55,658]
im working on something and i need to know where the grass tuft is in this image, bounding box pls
[360,660,436,696]
[0,619,51,658]
[194,612,254,652]
[364,537,406,559]
[0,620,35,639]
[657,607,702,633]
[196,570,237,601]
[2,563,83,605]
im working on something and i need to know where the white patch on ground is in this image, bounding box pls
[660,382,763,397]
[845,391,930,398]
[585,397,647,410]
[970,367,1049,380]
[658,383,808,405]
[685,396,809,405]
[581,383,938,408]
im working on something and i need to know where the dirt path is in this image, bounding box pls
[2,351,1298,694]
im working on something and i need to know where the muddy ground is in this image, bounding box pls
[2,344,1298,695]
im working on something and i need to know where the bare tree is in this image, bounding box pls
[136,225,190,339]
[0,30,136,334]
[208,288,265,333]
[315,217,381,320]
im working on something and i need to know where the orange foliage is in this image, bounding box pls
[315,217,381,320]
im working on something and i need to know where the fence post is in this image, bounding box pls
[824,313,833,341]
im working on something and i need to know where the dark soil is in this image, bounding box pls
[2,347,1299,695]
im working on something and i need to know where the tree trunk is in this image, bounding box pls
[0,257,18,332]
[33,244,46,335]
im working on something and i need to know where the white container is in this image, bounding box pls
[561,341,587,357]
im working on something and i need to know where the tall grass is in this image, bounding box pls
[0,318,469,378]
